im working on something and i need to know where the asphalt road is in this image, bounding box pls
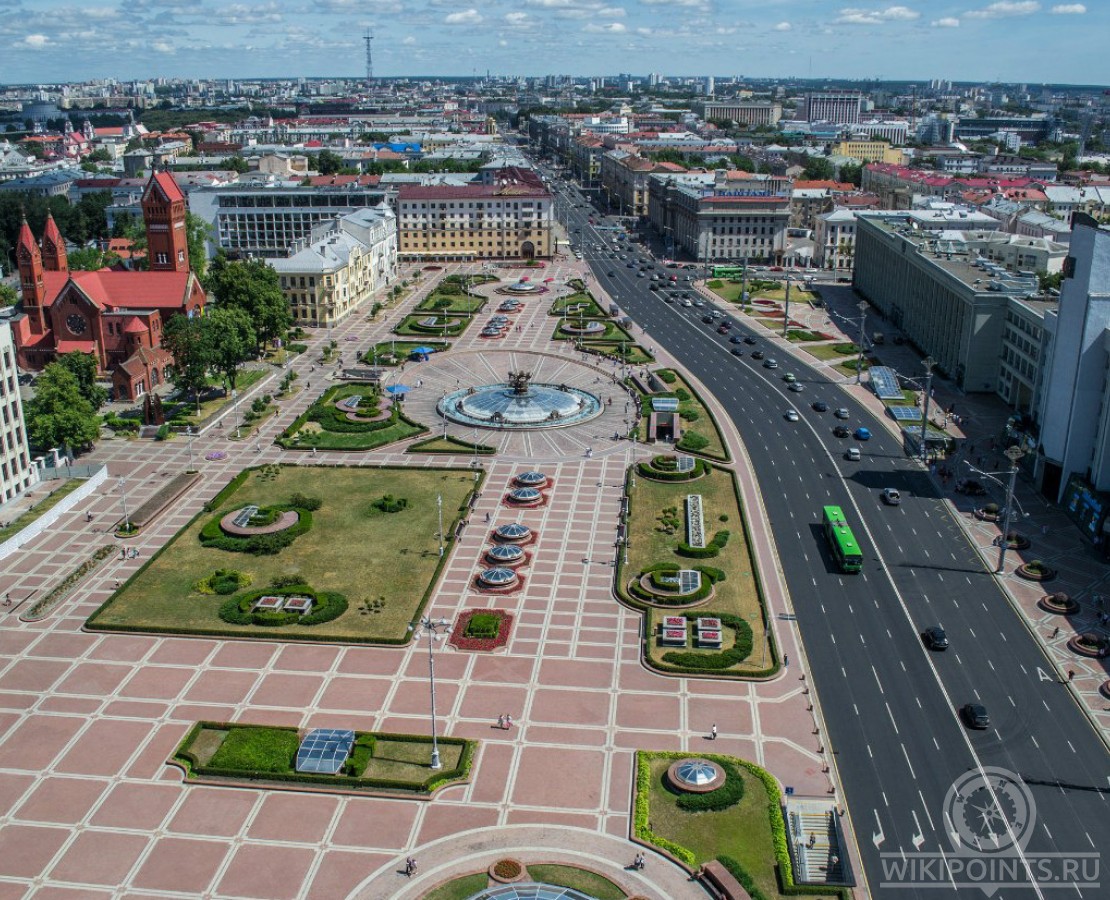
[547,173,1110,899]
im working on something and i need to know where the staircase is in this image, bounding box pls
[785,797,853,886]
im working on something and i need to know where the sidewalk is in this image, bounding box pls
[706,278,1110,747]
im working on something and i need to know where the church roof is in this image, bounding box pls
[17,218,38,257]
[42,213,63,248]
[123,316,149,334]
[44,270,195,311]
[148,171,185,204]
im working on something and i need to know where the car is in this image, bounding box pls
[961,703,990,729]
[681,292,691,299]
[717,324,731,334]
[609,253,617,259]
[730,347,744,357]
[845,446,861,461]
[785,409,800,422]
[626,261,635,268]
[834,408,850,419]
[651,274,660,281]
[646,264,655,270]
[729,335,744,344]
[788,382,804,393]
[751,349,765,360]
[681,299,693,307]
[833,425,851,438]
[783,373,797,383]
[684,263,698,270]
[881,488,902,506]
[608,271,616,277]
[663,294,674,302]
[669,275,679,282]
[637,271,645,277]
[702,315,715,323]
[666,262,679,269]
[744,336,757,345]
[812,400,829,412]
[763,358,779,369]
[923,626,949,650]
[854,427,872,441]
[955,479,988,497]
[693,300,706,308]
[650,284,661,292]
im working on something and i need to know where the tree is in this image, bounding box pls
[162,314,212,410]
[0,284,17,307]
[226,156,250,174]
[185,212,210,279]
[205,253,290,355]
[802,157,835,181]
[55,351,108,409]
[24,365,100,453]
[839,163,863,187]
[315,149,345,175]
[87,148,112,163]
[205,307,256,390]
[66,246,118,271]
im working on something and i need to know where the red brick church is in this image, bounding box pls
[13,171,206,401]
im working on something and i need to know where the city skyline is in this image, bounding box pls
[2,0,1107,86]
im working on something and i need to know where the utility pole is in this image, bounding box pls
[856,301,868,385]
[364,29,374,91]
[782,276,792,338]
[919,356,935,463]
[996,447,1025,573]
[436,494,444,557]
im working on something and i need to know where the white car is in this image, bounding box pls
[681,299,693,307]
[785,409,800,422]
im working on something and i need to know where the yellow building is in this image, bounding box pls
[833,141,905,165]
[396,168,553,261]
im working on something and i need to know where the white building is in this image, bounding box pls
[814,209,857,270]
[0,319,36,504]
[1034,218,1110,505]
[804,92,862,125]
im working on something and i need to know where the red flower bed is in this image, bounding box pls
[449,609,514,651]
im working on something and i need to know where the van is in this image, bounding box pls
[846,447,861,461]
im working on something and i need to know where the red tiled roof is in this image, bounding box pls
[304,175,381,187]
[123,316,148,334]
[54,339,98,354]
[43,271,194,311]
[149,171,185,203]
[794,180,856,192]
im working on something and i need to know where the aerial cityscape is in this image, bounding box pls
[0,11,1108,899]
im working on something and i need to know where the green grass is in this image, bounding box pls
[87,465,475,643]
[166,368,268,425]
[207,727,298,773]
[526,866,627,899]
[422,874,490,900]
[407,435,496,455]
[636,370,728,461]
[0,479,84,544]
[804,344,855,361]
[286,415,425,451]
[362,738,462,779]
[394,313,471,337]
[707,281,747,304]
[416,293,486,315]
[550,291,605,317]
[623,466,768,675]
[837,358,874,377]
[551,320,634,343]
[581,342,654,365]
[362,340,451,366]
[280,383,426,451]
[638,754,840,900]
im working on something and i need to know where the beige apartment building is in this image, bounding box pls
[832,141,904,165]
[396,167,553,261]
[271,205,397,327]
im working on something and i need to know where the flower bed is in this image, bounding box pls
[1038,592,1078,614]
[449,609,513,651]
[21,545,115,622]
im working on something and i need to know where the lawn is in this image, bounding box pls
[164,368,269,425]
[637,370,728,461]
[423,874,490,900]
[394,313,471,338]
[416,293,486,315]
[804,344,855,362]
[0,478,84,544]
[550,291,605,318]
[621,465,771,676]
[526,865,626,899]
[175,723,473,795]
[278,383,426,451]
[86,465,476,643]
[637,752,841,900]
[407,435,496,455]
[362,340,451,366]
[551,320,634,343]
[706,280,747,304]
[582,342,654,365]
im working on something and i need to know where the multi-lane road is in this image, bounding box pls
[545,169,1109,898]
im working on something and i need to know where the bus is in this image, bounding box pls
[822,505,863,573]
[712,265,748,279]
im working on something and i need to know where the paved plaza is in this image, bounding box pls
[0,261,834,899]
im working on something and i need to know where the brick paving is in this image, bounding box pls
[0,259,841,899]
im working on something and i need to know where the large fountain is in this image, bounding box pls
[437,370,602,430]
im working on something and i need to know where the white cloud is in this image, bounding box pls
[836,6,920,24]
[773,20,792,30]
[583,21,627,32]
[505,11,529,23]
[931,16,960,25]
[152,40,175,52]
[401,35,416,44]
[444,8,482,23]
[1050,2,1085,12]
[598,6,626,16]
[634,26,654,34]
[22,33,49,48]
[641,0,709,8]
[965,1,1040,18]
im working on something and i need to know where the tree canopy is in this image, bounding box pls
[54,351,108,410]
[24,365,101,452]
[205,252,290,354]
[206,307,256,390]
[161,314,211,409]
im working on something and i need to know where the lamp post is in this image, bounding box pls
[186,426,196,472]
[231,388,241,439]
[782,275,792,338]
[407,616,452,769]
[996,446,1025,574]
[436,493,444,557]
[856,301,868,385]
[919,356,936,463]
[117,476,131,533]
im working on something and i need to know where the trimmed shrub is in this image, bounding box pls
[199,504,313,555]
[662,613,753,669]
[677,432,709,452]
[371,494,408,514]
[656,369,678,384]
[194,568,253,596]
[288,493,322,511]
[465,612,501,638]
[675,759,745,811]
[218,586,348,627]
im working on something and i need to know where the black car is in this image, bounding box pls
[833,425,851,438]
[743,336,757,345]
[812,400,829,412]
[751,349,765,360]
[923,626,949,650]
[729,335,744,344]
[607,271,616,277]
[730,348,744,357]
[702,315,715,323]
[961,703,990,729]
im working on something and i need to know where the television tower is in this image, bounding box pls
[364,29,374,90]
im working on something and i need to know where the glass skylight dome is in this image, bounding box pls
[478,567,518,587]
[675,759,719,786]
[515,471,549,486]
[508,488,541,502]
[487,544,525,562]
[494,523,532,540]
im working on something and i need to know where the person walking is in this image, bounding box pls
[404,857,417,877]
[1067,669,1076,682]
[1052,626,1060,638]
[504,713,513,730]
[497,714,505,730]
[710,723,718,740]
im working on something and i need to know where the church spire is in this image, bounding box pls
[40,212,67,272]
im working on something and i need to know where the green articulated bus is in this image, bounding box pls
[822,505,863,573]
[712,265,748,279]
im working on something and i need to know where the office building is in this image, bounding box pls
[833,141,904,165]
[804,92,862,125]
[271,205,397,327]
[0,320,36,504]
[697,101,782,127]
[814,209,858,270]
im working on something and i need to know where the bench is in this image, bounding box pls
[699,860,752,900]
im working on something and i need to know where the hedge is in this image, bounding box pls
[407,435,497,455]
[662,613,753,669]
[676,758,745,812]
[219,586,348,627]
[637,458,705,481]
[631,565,722,606]
[633,752,697,867]
[199,504,314,555]
[173,721,476,795]
[677,529,730,559]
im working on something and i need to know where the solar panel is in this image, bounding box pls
[295,729,355,774]
[676,456,695,472]
[889,405,923,422]
[870,366,903,401]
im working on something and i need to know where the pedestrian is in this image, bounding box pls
[1041,524,1049,536]
[86,511,93,522]
[2,593,10,607]
[1052,626,1060,638]
[485,512,491,523]
[255,443,261,453]
[404,857,417,877]
[114,580,120,590]
[120,548,126,560]
[497,714,505,729]
[1067,669,1076,682]
[311,447,317,456]
[710,723,718,740]
[504,713,513,730]
[808,833,816,849]
[783,654,789,666]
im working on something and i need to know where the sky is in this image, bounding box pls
[2,0,1107,86]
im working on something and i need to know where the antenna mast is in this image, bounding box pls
[364,29,374,90]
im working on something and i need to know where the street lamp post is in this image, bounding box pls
[436,493,444,557]
[782,276,792,338]
[996,446,1025,574]
[117,476,131,533]
[231,389,241,439]
[919,356,936,463]
[856,301,868,385]
[407,616,452,769]
[186,427,196,472]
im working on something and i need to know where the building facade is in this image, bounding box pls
[814,209,857,270]
[697,102,782,127]
[272,206,398,327]
[832,141,904,165]
[0,320,36,504]
[804,92,862,125]
[396,167,552,261]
